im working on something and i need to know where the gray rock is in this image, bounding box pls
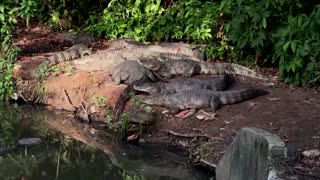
[216,127,286,180]
[18,138,42,146]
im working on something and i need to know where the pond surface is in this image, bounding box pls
[0,103,211,180]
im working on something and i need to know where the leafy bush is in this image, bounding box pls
[272,6,320,86]
[221,0,320,85]
[0,0,41,101]
[84,0,219,42]
[0,1,20,101]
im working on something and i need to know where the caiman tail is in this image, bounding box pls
[47,44,92,66]
[47,50,81,65]
[215,89,269,105]
[200,62,268,80]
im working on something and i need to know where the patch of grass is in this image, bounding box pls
[129,92,144,105]
[33,61,62,80]
[92,96,107,108]
[118,113,129,136]
[188,138,217,166]
[91,95,129,136]
[15,81,47,103]
[129,92,152,113]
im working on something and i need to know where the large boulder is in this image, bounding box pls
[216,127,286,180]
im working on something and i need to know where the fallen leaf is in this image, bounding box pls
[127,134,139,141]
[267,97,281,101]
[45,106,55,110]
[174,109,189,118]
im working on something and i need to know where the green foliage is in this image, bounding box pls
[0,0,40,101]
[272,6,320,86]
[92,95,108,108]
[221,0,320,86]
[119,113,129,136]
[0,1,19,101]
[92,95,114,124]
[0,102,18,147]
[121,171,146,180]
[84,0,219,42]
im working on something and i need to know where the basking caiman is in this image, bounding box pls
[111,61,159,84]
[137,57,270,81]
[142,89,269,115]
[33,43,93,78]
[133,75,233,94]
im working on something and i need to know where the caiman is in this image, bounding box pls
[142,88,269,115]
[137,57,270,81]
[133,75,233,95]
[73,46,204,72]
[111,61,159,84]
[33,43,93,78]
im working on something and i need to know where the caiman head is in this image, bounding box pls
[70,43,93,56]
[137,57,162,71]
[133,81,161,94]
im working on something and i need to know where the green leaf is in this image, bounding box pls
[0,13,4,21]
[283,41,291,52]
[262,18,267,28]
[290,40,297,53]
[297,15,303,27]
[0,4,4,12]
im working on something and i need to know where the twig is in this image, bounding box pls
[55,144,61,180]
[63,88,76,111]
[161,129,224,141]
[18,92,29,103]
[80,102,90,122]
[34,96,40,104]
[199,159,217,168]
[187,127,204,133]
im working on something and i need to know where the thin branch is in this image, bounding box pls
[161,129,224,141]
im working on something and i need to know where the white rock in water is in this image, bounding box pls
[18,138,42,146]
[138,138,146,144]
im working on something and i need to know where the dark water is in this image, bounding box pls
[0,103,211,180]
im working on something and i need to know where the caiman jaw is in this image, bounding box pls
[133,84,155,92]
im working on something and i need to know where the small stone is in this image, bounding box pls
[174,109,190,118]
[196,115,206,120]
[138,138,146,144]
[18,138,42,146]
[302,149,320,158]
[248,102,256,107]
[267,97,281,101]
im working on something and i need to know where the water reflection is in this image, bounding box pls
[0,103,210,180]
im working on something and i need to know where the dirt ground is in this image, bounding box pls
[12,20,320,168]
